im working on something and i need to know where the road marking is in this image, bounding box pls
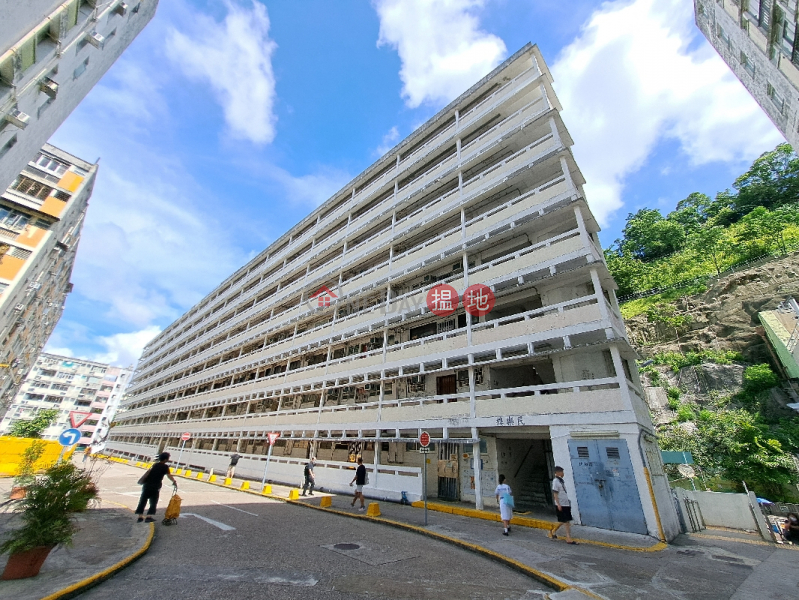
[211,500,258,516]
[182,512,236,531]
[107,490,141,496]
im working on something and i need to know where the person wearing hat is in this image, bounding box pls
[135,452,177,523]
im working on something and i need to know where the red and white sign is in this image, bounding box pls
[181,432,191,442]
[426,284,459,317]
[69,411,92,428]
[420,431,431,447]
[267,432,280,446]
[463,284,495,317]
[311,286,337,308]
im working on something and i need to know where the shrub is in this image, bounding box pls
[667,397,680,410]
[9,408,59,438]
[677,405,696,422]
[743,364,779,392]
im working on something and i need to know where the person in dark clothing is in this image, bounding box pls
[135,452,177,523]
[349,457,366,511]
[302,457,316,496]
[783,513,799,543]
[227,452,241,478]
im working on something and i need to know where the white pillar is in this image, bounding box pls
[472,427,483,510]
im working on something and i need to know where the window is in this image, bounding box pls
[740,51,755,76]
[0,283,8,295]
[54,190,71,201]
[106,28,117,42]
[73,58,89,80]
[767,83,786,112]
[24,393,44,401]
[10,176,52,201]
[0,207,30,231]
[50,383,69,391]
[716,24,732,50]
[37,98,54,118]
[0,135,17,159]
[34,154,68,177]
[9,247,32,260]
[40,369,56,377]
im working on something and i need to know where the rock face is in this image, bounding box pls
[676,364,745,397]
[626,252,799,364]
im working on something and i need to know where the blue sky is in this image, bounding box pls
[44,0,783,366]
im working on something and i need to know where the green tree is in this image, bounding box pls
[737,206,799,255]
[732,143,799,214]
[603,249,647,297]
[621,208,686,261]
[688,225,727,275]
[670,192,714,233]
[9,409,59,438]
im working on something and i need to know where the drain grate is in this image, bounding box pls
[334,543,361,551]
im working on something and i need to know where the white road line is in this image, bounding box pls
[182,512,236,531]
[107,490,141,496]
[210,500,259,516]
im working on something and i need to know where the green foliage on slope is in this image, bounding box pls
[607,144,799,300]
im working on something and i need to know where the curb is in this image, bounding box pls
[410,500,667,552]
[39,522,155,600]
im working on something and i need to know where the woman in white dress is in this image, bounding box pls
[494,474,513,536]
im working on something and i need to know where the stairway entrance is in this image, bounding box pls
[495,437,553,510]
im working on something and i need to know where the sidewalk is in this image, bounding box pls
[0,475,153,600]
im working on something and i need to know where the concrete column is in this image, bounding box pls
[472,427,483,510]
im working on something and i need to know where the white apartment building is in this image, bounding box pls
[0,352,132,446]
[0,143,96,412]
[106,45,680,540]
[695,0,799,149]
[0,0,158,191]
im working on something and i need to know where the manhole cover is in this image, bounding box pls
[334,543,361,551]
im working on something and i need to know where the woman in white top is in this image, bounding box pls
[494,474,513,536]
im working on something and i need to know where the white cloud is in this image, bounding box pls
[551,0,783,225]
[376,126,400,156]
[91,326,162,367]
[166,1,278,144]
[374,0,507,107]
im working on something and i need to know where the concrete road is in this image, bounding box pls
[78,462,551,599]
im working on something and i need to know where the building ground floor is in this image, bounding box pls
[106,420,680,541]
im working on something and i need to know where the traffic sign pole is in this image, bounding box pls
[420,431,430,526]
[175,439,186,469]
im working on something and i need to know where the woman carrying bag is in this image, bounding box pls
[495,474,514,536]
[135,452,178,523]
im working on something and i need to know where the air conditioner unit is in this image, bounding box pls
[14,304,24,311]
[39,77,58,99]
[5,109,30,129]
[423,275,431,282]
[114,2,128,16]
[85,32,105,50]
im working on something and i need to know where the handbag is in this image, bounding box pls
[501,492,515,509]
[137,469,151,485]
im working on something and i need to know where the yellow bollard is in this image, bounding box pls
[366,503,381,517]
[196,472,204,480]
[209,474,217,483]
[240,481,250,490]
[288,489,300,500]
[224,477,232,486]
[184,470,192,478]
[320,496,332,508]
[261,484,272,495]
[175,469,183,475]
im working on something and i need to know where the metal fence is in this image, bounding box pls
[760,502,799,516]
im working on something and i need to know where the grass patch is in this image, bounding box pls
[619,282,707,319]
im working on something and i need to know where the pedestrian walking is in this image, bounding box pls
[226,452,241,478]
[494,474,513,536]
[782,513,799,543]
[302,456,316,496]
[349,457,366,511]
[82,446,91,464]
[548,466,576,544]
[135,452,177,523]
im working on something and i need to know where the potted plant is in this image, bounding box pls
[1,462,98,580]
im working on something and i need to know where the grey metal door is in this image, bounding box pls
[568,439,648,534]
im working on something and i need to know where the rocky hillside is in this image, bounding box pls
[625,252,799,366]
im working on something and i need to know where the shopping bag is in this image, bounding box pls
[162,491,182,525]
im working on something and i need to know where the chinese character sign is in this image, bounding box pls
[427,284,459,316]
[463,284,495,317]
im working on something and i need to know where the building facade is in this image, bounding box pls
[0,143,96,411]
[0,0,158,191]
[0,352,132,447]
[106,45,680,539]
[695,0,799,149]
